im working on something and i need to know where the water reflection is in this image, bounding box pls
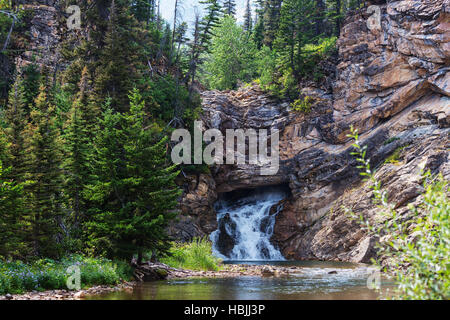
[87,261,394,300]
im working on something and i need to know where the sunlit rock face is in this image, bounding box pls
[329,0,449,144]
[175,0,449,263]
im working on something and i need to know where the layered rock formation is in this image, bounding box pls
[176,0,449,263]
[14,1,66,72]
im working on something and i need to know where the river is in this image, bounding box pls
[87,260,393,300]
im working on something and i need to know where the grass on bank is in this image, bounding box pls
[0,255,132,295]
[160,238,222,271]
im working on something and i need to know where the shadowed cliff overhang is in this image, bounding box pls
[216,183,292,203]
[212,159,293,193]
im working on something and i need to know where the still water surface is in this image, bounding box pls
[87,261,393,300]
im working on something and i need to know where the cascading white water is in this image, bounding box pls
[210,187,288,261]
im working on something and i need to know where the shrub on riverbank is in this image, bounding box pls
[346,127,450,300]
[160,238,222,271]
[0,255,132,295]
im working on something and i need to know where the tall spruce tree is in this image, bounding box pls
[314,0,326,36]
[185,0,222,95]
[199,0,222,52]
[263,0,283,48]
[92,0,140,112]
[24,81,64,258]
[3,75,28,182]
[0,160,27,259]
[85,89,180,262]
[243,0,253,33]
[223,0,236,17]
[252,0,265,49]
[275,0,317,80]
[0,78,28,259]
[326,0,343,36]
[131,0,157,24]
[63,67,94,233]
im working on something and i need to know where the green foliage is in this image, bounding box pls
[384,137,400,145]
[85,88,181,262]
[346,127,450,300]
[203,15,258,90]
[0,0,11,9]
[275,0,317,81]
[24,81,65,258]
[291,96,314,113]
[91,0,141,112]
[300,36,337,80]
[21,64,41,110]
[62,71,94,243]
[384,145,409,165]
[2,75,27,181]
[198,0,339,99]
[223,0,236,17]
[255,46,277,89]
[160,238,222,271]
[253,35,336,99]
[0,7,12,51]
[263,0,283,48]
[199,0,223,51]
[0,161,27,260]
[141,75,198,124]
[0,255,132,295]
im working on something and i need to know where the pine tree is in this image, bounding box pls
[76,66,101,136]
[63,67,94,233]
[132,0,157,24]
[223,0,236,17]
[275,0,317,80]
[185,0,222,92]
[85,89,181,262]
[24,82,64,258]
[92,0,140,112]
[199,0,222,51]
[0,160,27,259]
[252,1,265,49]
[263,0,283,48]
[314,0,326,36]
[243,0,253,33]
[170,0,183,60]
[326,0,343,36]
[3,75,28,182]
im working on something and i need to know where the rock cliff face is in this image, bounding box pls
[14,1,65,72]
[176,0,449,263]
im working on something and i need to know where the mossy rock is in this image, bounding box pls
[155,268,169,278]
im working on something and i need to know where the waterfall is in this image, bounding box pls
[210,186,288,261]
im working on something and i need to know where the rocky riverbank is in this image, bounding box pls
[168,263,303,278]
[0,281,136,300]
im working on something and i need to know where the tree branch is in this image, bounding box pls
[0,10,18,53]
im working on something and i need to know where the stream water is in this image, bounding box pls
[210,186,289,260]
[87,261,393,300]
